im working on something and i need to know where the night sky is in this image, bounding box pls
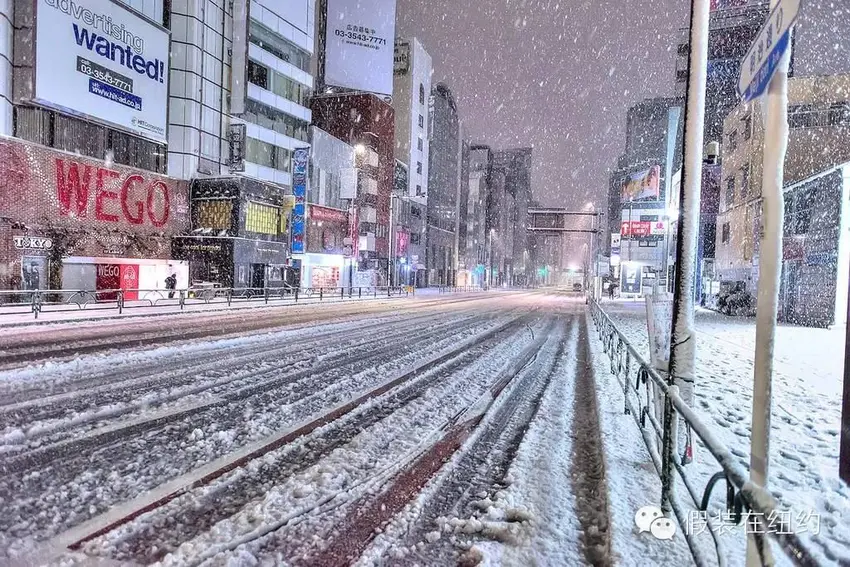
[395,0,690,210]
[396,0,847,216]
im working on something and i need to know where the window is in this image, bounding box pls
[245,137,291,172]
[740,167,749,197]
[245,201,279,235]
[247,60,268,90]
[410,232,421,244]
[249,22,311,72]
[788,188,815,235]
[416,185,424,197]
[419,84,425,105]
[789,104,817,128]
[417,137,423,151]
[196,200,233,230]
[828,102,850,127]
[243,100,310,142]
[726,176,735,207]
[418,114,424,128]
[411,205,422,218]
[248,59,312,107]
[742,114,752,140]
[721,222,730,244]
[727,129,737,152]
[416,161,422,174]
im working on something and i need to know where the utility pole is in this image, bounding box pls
[662,0,708,511]
[746,0,794,562]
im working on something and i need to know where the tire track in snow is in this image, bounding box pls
[85,314,540,564]
[569,313,614,566]
[377,315,573,566]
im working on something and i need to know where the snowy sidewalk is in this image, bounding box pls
[597,299,850,565]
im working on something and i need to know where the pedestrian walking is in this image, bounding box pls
[165,273,177,299]
[608,282,617,300]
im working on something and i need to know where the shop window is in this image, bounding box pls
[245,201,279,235]
[197,200,233,230]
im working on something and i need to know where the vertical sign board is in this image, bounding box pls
[621,263,642,294]
[324,0,397,96]
[34,0,170,143]
[291,148,309,254]
[229,0,251,115]
[737,0,801,102]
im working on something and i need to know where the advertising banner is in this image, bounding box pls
[0,136,188,235]
[21,257,48,290]
[34,0,170,143]
[290,148,309,254]
[621,263,643,294]
[324,0,396,96]
[621,165,661,202]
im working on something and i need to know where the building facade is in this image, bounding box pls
[392,38,432,204]
[426,83,461,286]
[715,74,850,295]
[1,0,317,293]
[493,147,532,286]
[311,93,395,286]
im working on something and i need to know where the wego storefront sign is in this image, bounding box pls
[0,136,188,234]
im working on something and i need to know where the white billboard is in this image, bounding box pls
[34,0,170,143]
[324,0,396,96]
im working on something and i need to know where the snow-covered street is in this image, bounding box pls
[0,292,699,566]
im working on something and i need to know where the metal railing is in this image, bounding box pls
[0,285,411,320]
[589,300,818,567]
[436,285,486,294]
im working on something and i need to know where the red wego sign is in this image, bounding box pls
[0,136,189,235]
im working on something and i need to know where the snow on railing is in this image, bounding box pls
[589,300,819,567]
[0,286,412,320]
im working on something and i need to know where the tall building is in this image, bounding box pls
[171,0,315,287]
[392,38,432,285]
[427,83,461,286]
[493,147,533,286]
[311,93,395,286]
[1,0,191,292]
[392,38,432,203]
[606,98,681,257]
[673,1,770,146]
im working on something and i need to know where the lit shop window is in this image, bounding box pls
[196,200,233,230]
[245,201,280,235]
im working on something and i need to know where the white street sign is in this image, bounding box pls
[737,0,800,102]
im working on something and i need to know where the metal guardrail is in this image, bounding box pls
[589,300,819,567]
[436,286,485,294]
[0,286,412,320]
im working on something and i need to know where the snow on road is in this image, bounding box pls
[0,298,532,562]
[599,299,850,564]
[95,314,546,566]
